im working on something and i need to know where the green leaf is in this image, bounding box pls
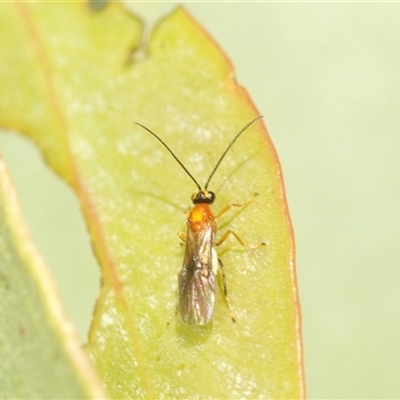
[0,157,106,398]
[0,3,304,398]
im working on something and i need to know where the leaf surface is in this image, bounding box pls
[0,156,105,398]
[0,3,304,398]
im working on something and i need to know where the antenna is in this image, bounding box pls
[134,115,263,191]
[204,115,263,189]
[134,122,202,191]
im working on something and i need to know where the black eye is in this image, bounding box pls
[191,191,216,204]
[208,191,216,203]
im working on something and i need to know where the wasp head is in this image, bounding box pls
[191,190,216,204]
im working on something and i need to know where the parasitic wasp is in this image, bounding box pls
[134,116,265,325]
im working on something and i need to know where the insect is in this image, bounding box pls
[134,116,264,325]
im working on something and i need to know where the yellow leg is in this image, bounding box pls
[215,192,259,219]
[216,229,266,249]
[167,304,179,326]
[218,258,236,323]
[177,231,186,243]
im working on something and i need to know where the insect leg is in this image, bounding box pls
[216,229,266,249]
[218,258,236,322]
[167,304,179,326]
[215,192,259,219]
[178,232,186,243]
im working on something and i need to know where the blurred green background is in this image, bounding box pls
[1,3,399,398]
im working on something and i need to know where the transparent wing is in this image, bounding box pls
[178,263,216,325]
[178,224,216,325]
